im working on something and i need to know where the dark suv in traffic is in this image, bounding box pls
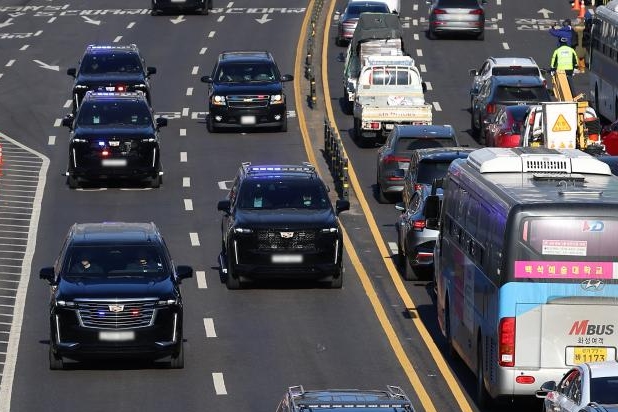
[61,91,167,189]
[217,163,349,289]
[40,222,193,370]
[67,44,156,113]
[201,51,293,132]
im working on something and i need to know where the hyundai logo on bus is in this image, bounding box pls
[581,279,605,292]
[583,220,604,231]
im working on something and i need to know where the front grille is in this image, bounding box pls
[77,299,157,329]
[256,229,317,251]
[227,95,269,109]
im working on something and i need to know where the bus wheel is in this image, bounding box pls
[445,300,456,359]
[476,337,492,408]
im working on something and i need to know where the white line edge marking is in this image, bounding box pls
[204,318,217,337]
[0,132,50,412]
[212,373,227,395]
[196,270,207,289]
[190,232,200,246]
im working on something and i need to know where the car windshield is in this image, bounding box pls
[590,377,618,404]
[237,179,330,210]
[80,53,143,74]
[495,85,550,102]
[76,101,153,126]
[438,0,481,7]
[395,137,456,152]
[63,245,168,277]
[417,160,452,185]
[215,63,277,83]
[492,67,540,76]
[347,3,390,16]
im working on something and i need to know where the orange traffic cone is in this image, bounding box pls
[578,2,586,19]
[572,0,580,11]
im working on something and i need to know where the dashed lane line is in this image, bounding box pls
[34,31,42,36]
[180,129,187,136]
[419,64,426,73]
[425,81,432,91]
[180,152,187,162]
[183,177,191,187]
[204,318,217,337]
[184,199,193,211]
[196,270,207,289]
[47,17,56,23]
[113,36,122,43]
[19,45,28,51]
[5,61,14,68]
[53,119,61,127]
[190,232,200,246]
[388,242,398,255]
[432,102,442,111]
[200,47,207,55]
[63,100,71,108]
[182,107,189,116]
[186,87,193,96]
[503,42,510,50]
[127,22,135,29]
[212,373,227,395]
[208,31,215,38]
[191,66,199,75]
[499,28,504,34]
[217,16,224,22]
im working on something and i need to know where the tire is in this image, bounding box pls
[66,175,78,189]
[330,270,343,289]
[353,118,361,142]
[150,174,162,189]
[398,240,415,281]
[471,113,480,138]
[476,337,492,409]
[428,29,437,40]
[476,31,485,41]
[377,183,393,204]
[200,0,209,14]
[225,250,241,290]
[49,345,64,370]
[279,115,287,132]
[445,300,457,359]
[169,341,184,369]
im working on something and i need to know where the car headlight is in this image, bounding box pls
[321,227,338,233]
[56,300,75,307]
[133,83,147,89]
[234,228,253,234]
[212,95,226,105]
[270,94,284,104]
[72,138,87,143]
[157,298,179,306]
[74,85,89,90]
[141,137,156,142]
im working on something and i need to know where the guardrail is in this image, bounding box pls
[305,0,324,109]
[324,119,350,200]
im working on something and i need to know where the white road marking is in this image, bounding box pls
[208,31,215,38]
[182,107,189,117]
[413,4,418,10]
[184,199,193,211]
[433,102,442,111]
[0,74,3,80]
[204,318,217,337]
[19,45,28,51]
[190,232,200,246]
[416,49,423,57]
[227,2,234,7]
[63,99,71,108]
[425,82,433,91]
[412,19,418,26]
[419,64,426,73]
[499,27,504,34]
[212,373,227,395]
[200,47,207,55]
[218,181,229,190]
[388,242,398,254]
[47,17,56,23]
[183,177,191,187]
[113,36,122,43]
[413,33,419,41]
[5,60,14,67]
[180,152,187,162]
[497,13,502,20]
[191,66,199,75]
[48,136,55,145]
[196,270,207,288]
[497,0,501,4]
[34,30,42,36]
[53,119,62,127]
[502,42,510,50]
[180,129,187,136]
[186,87,193,96]
[127,22,135,29]
[217,16,225,22]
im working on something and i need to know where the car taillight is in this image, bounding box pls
[383,155,409,164]
[414,183,423,191]
[469,9,483,15]
[433,8,447,14]
[499,317,515,367]
[116,85,127,92]
[412,219,426,231]
[101,149,109,157]
[486,104,496,114]
[542,79,547,88]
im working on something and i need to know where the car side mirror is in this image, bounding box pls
[280,74,294,82]
[176,265,193,281]
[61,114,74,129]
[422,82,427,94]
[201,75,213,83]
[469,69,477,76]
[156,117,168,129]
[67,67,76,77]
[335,10,341,16]
[424,194,441,219]
[335,199,350,214]
[535,381,556,399]
[146,66,157,76]
[40,267,55,283]
[395,202,405,212]
[218,200,231,214]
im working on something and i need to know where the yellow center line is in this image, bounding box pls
[293,1,476,411]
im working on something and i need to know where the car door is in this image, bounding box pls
[561,369,582,412]
[471,61,490,98]
[548,369,580,412]
[222,175,240,251]
[402,190,423,253]
[473,79,491,128]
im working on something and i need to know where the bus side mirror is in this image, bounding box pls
[424,195,441,230]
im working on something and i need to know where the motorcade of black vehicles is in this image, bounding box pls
[151,0,212,15]
[217,163,350,289]
[471,75,552,143]
[200,51,293,133]
[376,124,460,203]
[61,91,167,189]
[39,222,193,370]
[278,385,416,412]
[67,44,156,113]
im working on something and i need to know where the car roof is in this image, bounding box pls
[82,91,148,102]
[488,57,538,67]
[394,124,455,138]
[218,51,273,63]
[288,386,413,411]
[240,163,319,179]
[414,147,475,161]
[69,222,160,245]
[84,44,139,54]
[584,361,618,378]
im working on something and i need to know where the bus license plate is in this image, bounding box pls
[99,331,135,341]
[102,159,127,167]
[573,347,607,364]
[271,254,303,264]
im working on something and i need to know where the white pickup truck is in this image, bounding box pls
[352,55,432,145]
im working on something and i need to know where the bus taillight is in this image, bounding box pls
[499,317,515,367]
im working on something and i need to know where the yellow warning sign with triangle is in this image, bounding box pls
[552,114,572,132]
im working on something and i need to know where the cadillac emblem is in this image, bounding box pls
[108,304,125,312]
[280,232,294,238]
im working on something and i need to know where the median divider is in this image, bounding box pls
[305,0,324,108]
[324,118,350,200]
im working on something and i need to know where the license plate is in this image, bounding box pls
[398,162,409,170]
[384,123,394,130]
[271,254,303,264]
[105,86,115,92]
[240,116,256,125]
[573,347,608,364]
[171,0,186,2]
[99,331,135,341]
[102,158,127,167]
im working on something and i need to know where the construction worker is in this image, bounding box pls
[551,37,579,92]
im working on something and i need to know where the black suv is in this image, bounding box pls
[277,385,416,412]
[40,222,193,370]
[67,44,156,113]
[200,51,293,133]
[217,163,349,289]
[151,0,212,15]
[61,91,167,189]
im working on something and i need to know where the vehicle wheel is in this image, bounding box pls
[377,183,393,204]
[150,174,162,189]
[343,89,352,115]
[445,300,457,359]
[335,36,342,47]
[330,270,343,289]
[476,336,492,408]
[476,31,485,41]
[66,175,79,189]
[353,118,361,141]
[398,241,414,281]
[279,115,287,132]
[479,124,487,145]
[428,29,437,40]
[169,341,184,369]
[207,115,217,133]
[471,114,480,138]
[49,345,64,370]
[150,3,161,16]
[200,0,209,14]
[225,252,241,290]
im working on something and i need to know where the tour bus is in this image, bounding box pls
[589,0,618,121]
[426,147,618,406]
